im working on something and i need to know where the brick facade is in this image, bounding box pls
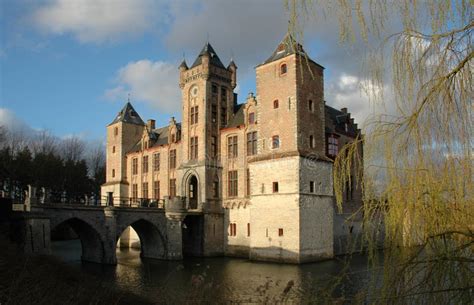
[101,34,364,263]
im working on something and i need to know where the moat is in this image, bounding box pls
[52,240,374,303]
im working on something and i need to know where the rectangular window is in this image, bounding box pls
[278,228,284,236]
[310,181,315,193]
[272,135,280,149]
[142,182,148,199]
[169,149,176,169]
[213,180,219,198]
[246,131,257,155]
[247,223,250,237]
[227,135,238,158]
[169,179,176,198]
[229,223,236,236]
[211,136,217,157]
[246,169,250,196]
[112,169,115,178]
[132,158,138,175]
[132,184,138,199]
[221,107,227,126]
[228,170,238,197]
[154,181,160,200]
[327,135,339,157]
[114,127,118,136]
[153,153,160,171]
[212,105,217,123]
[190,136,198,160]
[248,112,255,124]
[142,155,149,173]
[272,182,279,193]
[221,87,227,102]
[190,106,199,125]
[212,84,218,94]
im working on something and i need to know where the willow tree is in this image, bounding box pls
[287,1,473,304]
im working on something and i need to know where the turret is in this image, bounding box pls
[228,60,237,89]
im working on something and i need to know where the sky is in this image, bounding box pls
[0,0,383,142]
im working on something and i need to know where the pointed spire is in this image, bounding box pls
[190,41,225,69]
[109,100,145,126]
[179,59,188,70]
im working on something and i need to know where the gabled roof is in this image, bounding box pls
[109,102,145,126]
[324,104,359,135]
[191,42,225,69]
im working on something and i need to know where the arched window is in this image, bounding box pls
[273,99,279,109]
[308,100,314,112]
[280,63,287,75]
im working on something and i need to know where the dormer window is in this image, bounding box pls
[280,63,287,75]
[248,112,255,124]
[273,100,279,109]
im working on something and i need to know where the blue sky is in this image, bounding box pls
[1,0,376,141]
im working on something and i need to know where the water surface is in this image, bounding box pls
[52,240,371,303]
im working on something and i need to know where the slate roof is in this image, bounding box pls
[324,104,359,135]
[109,102,145,126]
[260,33,324,69]
[129,123,182,153]
[227,103,245,128]
[191,42,226,69]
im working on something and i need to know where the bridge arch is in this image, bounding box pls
[51,217,106,263]
[116,217,167,260]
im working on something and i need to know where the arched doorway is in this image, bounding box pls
[188,175,198,209]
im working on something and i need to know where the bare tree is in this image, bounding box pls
[60,136,85,162]
[30,129,58,156]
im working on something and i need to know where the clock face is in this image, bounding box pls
[190,85,198,97]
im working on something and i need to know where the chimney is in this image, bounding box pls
[350,118,354,124]
[147,119,155,130]
[341,107,347,114]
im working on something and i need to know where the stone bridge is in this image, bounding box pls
[11,197,191,264]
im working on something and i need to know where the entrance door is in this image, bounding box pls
[188,176,198,209]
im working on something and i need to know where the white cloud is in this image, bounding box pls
[105,60,181,113]
[326,73,395,130]
[0,108,34,133]
[32,0,159,43]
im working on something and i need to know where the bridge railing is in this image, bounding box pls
[14,185,166,209]
[101,196,165,209]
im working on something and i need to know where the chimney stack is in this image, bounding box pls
[341,107,347,114]
[147,119,155,130]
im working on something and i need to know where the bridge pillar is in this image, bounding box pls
[101,207,118,264]
[165,196,187,260]
[10,208,51,256]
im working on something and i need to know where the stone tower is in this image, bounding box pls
[177,42,236,255]
[248,34,334,263]
[101,102,145,203]
[255,33,325,157]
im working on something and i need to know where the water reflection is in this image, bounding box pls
[51,240,372,303]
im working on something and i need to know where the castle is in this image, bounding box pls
[101,34,363,263]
